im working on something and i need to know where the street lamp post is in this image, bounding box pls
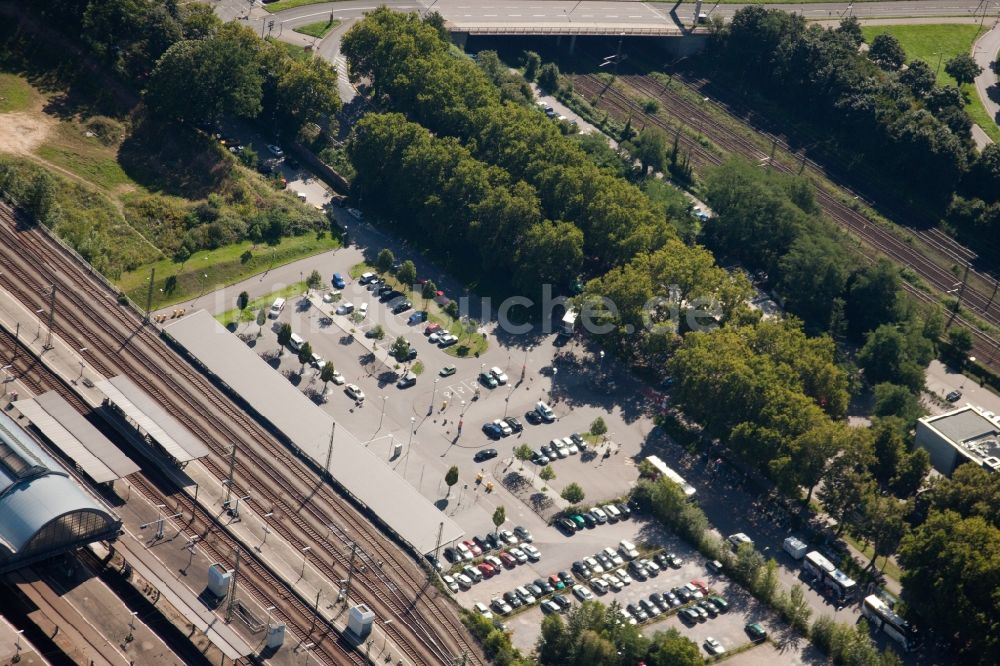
[405,416,416,478]
[126,611,138,643]
[430,378,439,414]
[522,345,532,381]
[256,512,274,551]
[378,395,388,431]
[299,546,311,579]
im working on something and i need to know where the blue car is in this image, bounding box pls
[482,422,503,440]
[332,273,346,289]
[408,311,428,324]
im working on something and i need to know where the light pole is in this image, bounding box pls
[430,378,439,414]
[1,364,12,400]
[378,395,388,431]
[299,546,311,579]
[126,611,138,643]
[522,345,532,381]
[458,400,466,437]
[405,416,416,477]
[256,512,274,551]
[13,629,23,663]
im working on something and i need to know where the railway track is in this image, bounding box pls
[0,326,364,666]
[0,203,482,666]
[571,73,1000,371]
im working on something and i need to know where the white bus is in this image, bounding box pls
[803,551,856,601]
[645,455,696,498]
[862,595,920,652]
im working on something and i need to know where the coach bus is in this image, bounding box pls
[862,595,921,651]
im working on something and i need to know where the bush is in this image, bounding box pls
[307,269,322,289]
[376,248,395,271]
[538,62,561,93]
[561,482,585,504]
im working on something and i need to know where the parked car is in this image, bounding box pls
[583,556,604,575]
[392,300,412,314]
[540,599,561,614]
[602,574,623,592]
[474,448,498,462]
[548,574,566,590]
[552,594,571,610]
[572,561,591,579]
[463,565,482,583]
[474,602,492,619]
[479,372,499,389]
[698,599,718,617]
[619,539,639,560]
[526,582,544,597]
[558,571,574,586]
[639,598,659,618]
[266,144,284,156]
[745,623,767,643]
[482,422,503,439]
[535,402,555,422]
[442,574,459,592]
[397,372,417,388]
[438,334,459,347]
[679,607,700,623]
[464,540,482,557]
[478,563,497,578]
[504,416,523,434]
[947,390,963,402]
[708,595,729,612]
[509,548,528,565]
[492,419,513,437]
[502,591,522,609]
[534,578,554,595]
[332,272,346,289]
[707,559,724,573]
[572,584,594,602]
[703,637,725,656]
[345,384,365,401]
[439,364,457,377]
[521,544,541,562]
[425,323,443,336]
[626,603,648,622]
[408,311,428,324]
[513,526,533,542]
[515,586,536,605]
[590,578,609,594]
[556,517,577,534]
[489,366,509,385]
[525,410,542,425]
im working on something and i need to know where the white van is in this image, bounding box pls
[269,297,285,318]
[783,536,809,560]
[619,539,639,560]
[289,333,305,352]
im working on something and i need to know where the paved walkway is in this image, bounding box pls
[973,21,1000,139]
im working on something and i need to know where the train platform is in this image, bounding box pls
[0,613,47,666]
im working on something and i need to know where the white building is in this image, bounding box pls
[915,405,1000,476]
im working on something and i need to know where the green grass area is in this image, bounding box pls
[215,281,308,327]
[263,0,349,13]
[843,534,904,582]
[37,123,133,190]
[861,24,998,142]
[0,72,33,113]
[348,262,490,357]
[118,233,340,310]
[292,19,341,39]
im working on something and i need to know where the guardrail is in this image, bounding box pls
[453,24,689,36]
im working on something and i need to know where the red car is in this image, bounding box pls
[478,563,497,578]
[464,540,482,557]
[691,579,709,594]
[549,574,565,590]
[425,323,442,336]
[499,551,517,568]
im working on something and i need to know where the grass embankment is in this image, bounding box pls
[861,24,998,142]
[119,234,339,311]
[0,72,33,112]
[263,0,349,13]
[292,19,341,39]
[0,69,336,309]
[349,262,489,357]
[215,281,309,327]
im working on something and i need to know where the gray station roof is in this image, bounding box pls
[15,392,140,483]
[95,375,210,463]
[165,310,463,554]
[924,407,999,445]
[0,410,119,564]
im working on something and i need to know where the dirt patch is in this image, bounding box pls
[0,111,54,155]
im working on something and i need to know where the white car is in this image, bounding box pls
[614,569,632,585]
[474,602,493,619]
[584,556,604,574]
[491,597,512,615]
[590,578,609,595]
[509,547,528,564]
[490,366,508,385]
[428,332,441,343]
[498,529,518,545]
[493,419,513,437]
[455,542,473,561]
[564,436,579,455]
[619,539,639,560]
[310,354,326,369]
[438,333,459,347]
[330,370,346,385]
[345,384,365,402]
[639,558,660,575]
[266,144,284,156]
[358,302,369,318]
[442,575,459,592]
[515,586,536,605]
[618,607,637,626]
[602,547,624,567]
[704,637,725,656]
[336,302,355,315]
[572,584,594,602]
[455,573,473,588]
[484,555,503,570]
[602,573,623,592]
[521,544,541,561]
[535,401,555,422]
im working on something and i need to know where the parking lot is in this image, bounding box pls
[195,204,870,662]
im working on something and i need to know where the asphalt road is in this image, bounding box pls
[234,0,993,34]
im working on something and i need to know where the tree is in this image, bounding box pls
[819,440,875,535]
[900,59,936,97]
[397,259,417,286]
[255,307,266,337]
[857,324,925,392]
[371,324,386,340]
[925,464,1000,528]
[277,322,292,353]
[945,327,973,367]
[514,444,533,469]
[320,362,336,393]
[898,511,1000,660]
[376,248,395,271]
[237,290,249,312]
[589,417,608,437]
[873,383,924,424]
[858,492,908,570]
[390,336,411,360]
[868,33,906,70]
[307,269,322,289]
[444,465,459,496]
[630,127,669,175]
[945,53,983,86]
[492,505,506,534]
[297,341,313,373]
[560,482,585,504]
[522,50,541,81]
[837,16,864,48]
[274,56,341,133]
[421,279,437,304]
[537,62,560,93]
[785,584,812,632]
[539,465,556,484]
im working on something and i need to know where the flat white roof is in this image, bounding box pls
[95,376,210,463]
[15,392,139,483]
[164,310,463,554]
